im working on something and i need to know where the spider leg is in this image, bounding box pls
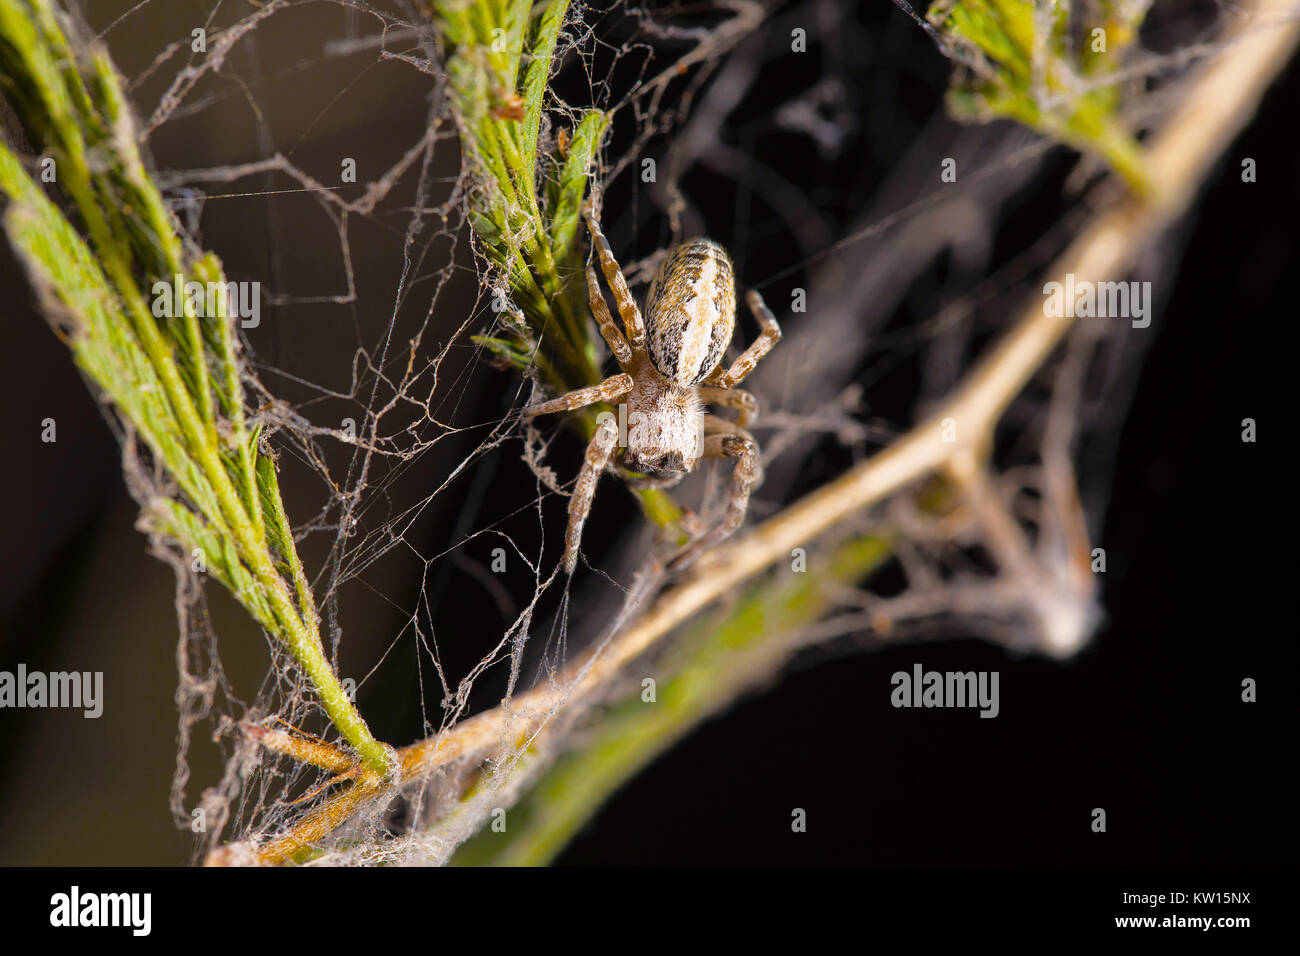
[697,385,759,428]
[584,200,647,352]
[564,414,620,574]
[586,256,632,368]
[523,373,633,418]
[701,415,748,437]
[704,289,782,388]
[668,425,762,571]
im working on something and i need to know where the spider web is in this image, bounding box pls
[54,0,1256,864]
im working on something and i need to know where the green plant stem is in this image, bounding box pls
[435,0,679,532]
[929,0,1153,195]
[0,0,391,774]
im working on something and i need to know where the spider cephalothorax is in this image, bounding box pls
[524,202,782,574]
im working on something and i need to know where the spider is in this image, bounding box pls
[524,201,782,574]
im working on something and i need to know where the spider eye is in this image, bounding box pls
[641,453,676,477]
[654,452,685,475]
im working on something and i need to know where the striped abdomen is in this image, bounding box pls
[644,239,736,385]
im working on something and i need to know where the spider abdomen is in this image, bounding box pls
[644,239,737,385]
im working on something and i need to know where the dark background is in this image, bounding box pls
[0,0,1292,865]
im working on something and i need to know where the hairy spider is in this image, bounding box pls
[524,202,782,574]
